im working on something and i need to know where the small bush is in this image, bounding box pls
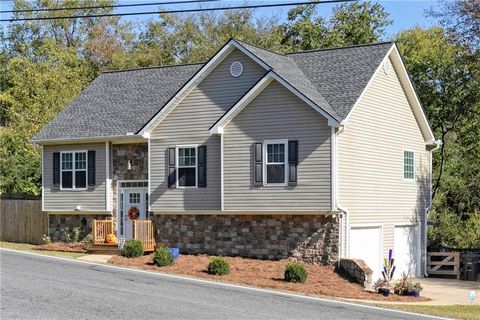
[64,227,72,243]
[82,234,93,248]
[123,239,144,258]
[153,247,174,267]
[207,256,230,276]
[42,234,51,244]
[284,262,308,283]
[72,227,81,243]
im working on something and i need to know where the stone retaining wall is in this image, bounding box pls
[153,214,339,264]
[336,258,373,290]
[48,214,110,242]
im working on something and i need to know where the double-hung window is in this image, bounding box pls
[176,146,197,187]
[263,140,288,186]
[61,151,87,189]
[403,150,415,180]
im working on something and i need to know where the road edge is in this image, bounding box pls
[0,248,451,320]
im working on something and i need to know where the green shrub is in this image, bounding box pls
[153,247,174,267]
[72,227,81,243]
[41,234,51,244]
[284,262,308,283]
[207,256,230,276]
[82,234,93,248]
[123,239,144,258]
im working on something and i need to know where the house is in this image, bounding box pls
[32,39,440,280]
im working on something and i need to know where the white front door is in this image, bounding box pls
[118,187,148,240]
[394,225,420,278]
[349,226,383,281]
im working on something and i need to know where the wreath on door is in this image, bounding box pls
[128,207,140,220]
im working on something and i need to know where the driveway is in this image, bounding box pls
[415,278,480,305]
[0,249,444,320]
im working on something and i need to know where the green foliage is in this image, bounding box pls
[284,262,308,283]
[72,227,80,243]
[428,209,480,249]
[123,239,144,258]
[83,234,94,248]
[64,227,72,243]
[281,1,392,51]
[153,247,175,267]
[41,234,51,244]
[207,256,230,276]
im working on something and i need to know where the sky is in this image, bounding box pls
[0,0,440,39]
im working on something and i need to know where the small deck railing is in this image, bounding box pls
[92,219,114,244]
[132,220,155,252]
[427,252,460,279]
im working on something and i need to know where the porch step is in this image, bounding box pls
[87,243,119,255]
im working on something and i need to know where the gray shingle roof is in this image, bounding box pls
[33,40,394,142]
[33,63,202,141]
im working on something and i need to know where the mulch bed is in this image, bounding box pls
[35,242,87,253]
[108,254,429,302]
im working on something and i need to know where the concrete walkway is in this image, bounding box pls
[78,254,113,264]
[416,278,480,305]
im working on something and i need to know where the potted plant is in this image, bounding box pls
[374,279,391,297]
[408,282,423,297]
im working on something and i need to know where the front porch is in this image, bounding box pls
[89,219,155,254]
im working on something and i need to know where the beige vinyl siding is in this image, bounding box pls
[338,57,430,258]
[223,81,331,211]
[43,143,107,211]
[150,49,265,211]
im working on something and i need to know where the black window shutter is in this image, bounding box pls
[288,140,298,185]
[88,150,96,186]
[53,152,60,189]
[253,142,263,185]
[168,148,176,188]
[198,145,207,187]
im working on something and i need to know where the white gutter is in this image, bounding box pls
[333,121,348,261]
[424,139,442,276]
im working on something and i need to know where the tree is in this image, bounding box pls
[281,1,392,51]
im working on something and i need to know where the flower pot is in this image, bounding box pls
[168,248,180,260]
[378,288,390,297]
[409,289,420,298]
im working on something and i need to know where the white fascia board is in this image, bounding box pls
[139,40,272,136]
[210,74,274,134]
[32,135,146,145]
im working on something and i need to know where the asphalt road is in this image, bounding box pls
[0,249,443,320]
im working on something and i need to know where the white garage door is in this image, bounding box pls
[349,226,382,281]
[394,225,420,278]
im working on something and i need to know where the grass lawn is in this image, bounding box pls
[0,241,86,259]
[382,304,480,320]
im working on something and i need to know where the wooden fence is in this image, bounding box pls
[0,194,47,244]
[132,220,155,252]
[92,219,114,244]
[427,252,460,279]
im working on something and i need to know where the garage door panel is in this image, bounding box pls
[394,225,420,278]
[349,226,382,281]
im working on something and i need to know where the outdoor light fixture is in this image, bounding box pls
[127,160,132,171]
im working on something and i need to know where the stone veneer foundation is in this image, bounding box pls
[154,214,339,264]
[111,143,148,217]
[49,214,111,242]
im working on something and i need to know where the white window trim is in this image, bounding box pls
[60,150,88,191]
[263,139,289,187]
[403,149,415,181]
[176,145,199,189]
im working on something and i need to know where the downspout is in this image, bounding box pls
[424,139,442,277]
[333,121,348,265]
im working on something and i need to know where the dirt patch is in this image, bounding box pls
[108,254,429,302]
[35,242,87,253]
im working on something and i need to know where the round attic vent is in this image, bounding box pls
[230,61,243,77]
[383,59,390,75]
